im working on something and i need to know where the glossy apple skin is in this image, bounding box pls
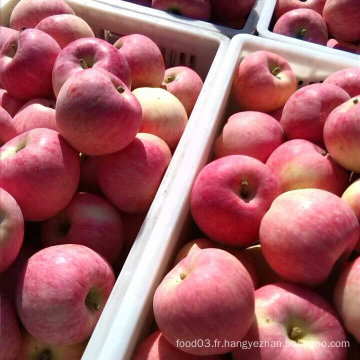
[327,38,360,54]
[133,330,221,360]
[0,26,17,49]
[133,87,188,151]
[114,34,165,89]
[214,111,284,162]
[153,248,255,355]
[162,66,203,117]
[16,244,115,345]
[324,67,360,98]
[334,257,360,342]
[0,29,61,100]
[0,128,80,221]
[42,192,124,264]
[233,51,297,112]
[210,0,255,23]
[324,96,360,172]
[191,155,280,247]
[0,188,24,274]
[260,188,359,286]
[52,37,131,97]
[274,9,328,45]
[0,291,22,360]
[151,0,211,21]
[98,133,171,214]
[9,0,74,30]
[323,0,360,42]
[56,68,142,156]
[280,83,349,146]
[0,88,25,117]
[233,283,348,360]
[0,105,16,145]
[275,0,326,18]
[266,139,349,196]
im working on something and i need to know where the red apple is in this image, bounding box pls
[259,188,359,286]
[324,67,360,98]
[275,0,326,18]
[0,128,80,221]
[210,0,255,23]
[0,29,61,100]
[78,154,101,194]
[214,111,285,162]
[0,88,25,117]
[190,155,281,247]
[56,68,142,156]
[114,34,165,89]
[128,0,152,5]
[0,105,16,145]
[16,244,115,345]
[233,51,297,112]
[153,248,255,355]
[268,106,283,121]
[0,26,17,49]
[327,38,360,54]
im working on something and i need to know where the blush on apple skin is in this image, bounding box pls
[324,67,360,98]
[0,26,17,49]
[210,0,255,24]
[0,88,25,117]
[0,105,17,146]
[275,0,326,19]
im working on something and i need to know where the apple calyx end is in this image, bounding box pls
[36,348,53,360]
[180,272,187,280]
[288,326,305,343]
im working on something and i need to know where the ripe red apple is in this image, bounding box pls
[153,248,255,355]
[324,96,360,172]
[324,67,360,98]
[266,139,349,196]
[274,9,328,45]
[260,188,359,286]
[78,154,101,194]
[9,0,74,30]
[128,0,152,5]
[151,0,211,21]
[98,133,172,214]
[327,38,360,54]
[52,37,131,97]
[275,0,326,18]
[0,105,16,145]
[0,88,25,117]
[190,155,281,247]
[42,192,124,264]
[56,68,142,156]
[210,0,255,23]
[233,282,348,360]
[162,66,203,117]
[280,83,350,146]
[214,111,284,162]
[17,244,115,345]
[0,26,16,49]
[233,51,297,112]
[0,29,61,100]
[133,87,188,151]
[323,0,360,42]
[334,257,360,342]
[114,34,165,89]
[0,128,80,221]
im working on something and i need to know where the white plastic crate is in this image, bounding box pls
[95,0,265,38]
[0,0,229,359]
[257,0,360,63]
[93,34,360,360]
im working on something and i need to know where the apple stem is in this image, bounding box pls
[240,180,250,200]
[180,273,187,280]
[37,349,52,360]
[353,99,359,105]
[271,67,281,77]
[297,28,307,39]
[289,326,305,342]
[321,149,327,156]
[79,58,88,69]
[164,75,176,84]
[117,85,125,94]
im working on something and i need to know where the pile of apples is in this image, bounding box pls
[272,0,360,54]
[0,0,204,359]
[131,50,360,359]
[125,0,256,29]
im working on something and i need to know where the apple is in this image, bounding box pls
[35,14,95,49]
[0,26,16,49]
[214,111,284,162]
[334,257,360,342]
[17,244,115,345]
[98,133,172,214]
[324,67,360,98]
[153,248,255,355]
[114,34,165,89]
[280,83,350,146]
[41,192,124,264]
[0,291,22,360]
[275,0,326,18]
[0,128,80,221]
[259,188,359,286]
[133,87,188,151]
[266,139,349,196]
[0,88,25,117]
[273,9,328,45]
[162,66,203,117]
[323,0,360,43]
[233,282,348,360]
[327,38,360,54]
[133,330,221,360]
[0,29,61,100]
[0,105,16,145]
[324,96,360,172]
[78,154,101,194]
[210,0,255,23]
[190,155,281,247]
[52,37,131,97]
[151,0,212,21]
[56,68,142,156]
[233,51,297,112]
[128,0,152,5]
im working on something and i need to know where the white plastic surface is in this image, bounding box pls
[95,0,266,38]
[257,0,360,62]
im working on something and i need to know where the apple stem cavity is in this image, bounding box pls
[167,6,182,15]
[180,273,187,280]
[271,66,281,79]
[15,141,26,154]
[288,326,305,342]
[321,149,328,156]
[79,152,89,163]
[6,42,18,58]
[296,28,307,39]
[164,75,176,84]
[79,58,89,69]
[240,180,251,202]
[85,288,101,312]
[36,348,53,360]
[353,99,359,105]
[117,85,125,94]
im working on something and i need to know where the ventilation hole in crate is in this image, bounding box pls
[179,52,186,66]
[160,47,166,59]
[189,55,196,69]
[298,80,303,86]
[169,50,177,67]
